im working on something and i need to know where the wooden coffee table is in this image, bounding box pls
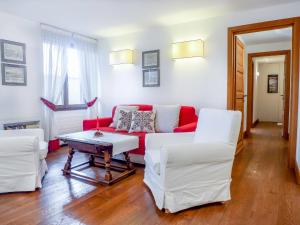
[58,131,139,185]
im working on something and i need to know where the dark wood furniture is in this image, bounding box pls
[59,132,137,185]
[3,120,40,130]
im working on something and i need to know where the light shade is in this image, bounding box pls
[109,49,134,65]
[172,39,204,59]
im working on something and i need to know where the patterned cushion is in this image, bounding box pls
[116,110,133,131]
[109,105,138,128]
[129,111,156,133]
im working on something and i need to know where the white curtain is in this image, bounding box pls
[42,29,70,141]
[42,27,100,141]
[73,35,100,119]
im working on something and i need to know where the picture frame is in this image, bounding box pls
[267,74,278,93]
[1,39,26,64]
[143,68,160,87]
[1,63,27,86]
[142,50,160,68]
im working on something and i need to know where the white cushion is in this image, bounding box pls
[153,105,180,132]
[110,106,138,128]
[194,108,242,145]
[145,150,160,174]
[39,141,48,160]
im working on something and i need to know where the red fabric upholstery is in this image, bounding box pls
[174,122,197,133]
[112,104,153,118]
[48,139,60,151]
[83,104,198,155]
[178,106,198,126]
[83,117,113,131]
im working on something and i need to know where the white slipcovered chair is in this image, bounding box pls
[0,129,48,193]
[144,108,242,213]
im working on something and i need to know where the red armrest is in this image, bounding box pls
[173,122,197,133]
[83,117,113,131]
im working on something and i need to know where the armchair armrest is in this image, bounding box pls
[161,142,235,166]
[173,122,197,133]
[0,136,39,155]
[83,117,113,131]
[0,129,44,142]
[145,132,194,150]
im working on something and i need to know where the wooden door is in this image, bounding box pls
[235,37,245,154]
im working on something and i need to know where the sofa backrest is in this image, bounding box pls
[111,104,198,127]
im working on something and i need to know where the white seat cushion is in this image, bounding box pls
[153,105,180,132]
[145,150,160,175]
[39,141,48,160]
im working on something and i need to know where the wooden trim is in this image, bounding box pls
[246,50,291,138]
[295,161,300,185]
[252,119,259,128]
[227,17,300,169]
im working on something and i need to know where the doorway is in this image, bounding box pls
[246,50,291,139]
[227,17,300,171]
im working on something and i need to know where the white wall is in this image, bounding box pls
[99,2,299,117]
[256,62,284,122]
[0,11,42,127]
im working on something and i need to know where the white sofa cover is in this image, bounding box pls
[144,108,242,213]
[0,129,48,193]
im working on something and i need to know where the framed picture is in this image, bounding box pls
[1,63,27,86]
[142,50,159,68]
[267,74,278,93]
[1,40,26,64]
[143,68,160,87]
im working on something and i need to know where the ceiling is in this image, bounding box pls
[0,0,298,38]
[238,28,292,45]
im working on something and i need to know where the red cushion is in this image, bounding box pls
[178,106,198,126]
[112,104,153,118]
[91,127,147,155]
[174,122,197,132]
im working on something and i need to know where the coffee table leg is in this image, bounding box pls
[104,151,112,181]
[123,152,133,170]
[89,154,95,166]
[63,147,75,175]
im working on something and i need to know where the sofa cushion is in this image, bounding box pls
[110,105,138,128]
[145,150,160,175]
[129,111,156,133]
[178,106,198,126]
[154,105,180,132]
[116,110,133,131]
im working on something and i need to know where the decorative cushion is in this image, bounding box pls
[129,111,156,133]
[109,105,138,128]
[116,110,133,131]
[153,105,180,132]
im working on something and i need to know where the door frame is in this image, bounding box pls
[246,50,291,139]
[227,17,300,169]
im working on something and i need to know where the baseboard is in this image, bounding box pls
[252,119,259,128]
[295,161,300,185]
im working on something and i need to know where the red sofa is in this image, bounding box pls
[83,104,198,155]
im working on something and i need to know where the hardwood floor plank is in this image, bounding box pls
[1,122,300,225]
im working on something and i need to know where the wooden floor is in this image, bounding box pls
[1,122,300,225]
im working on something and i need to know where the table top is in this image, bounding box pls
[58,131,139,155]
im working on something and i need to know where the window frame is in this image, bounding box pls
[56,75,87,111]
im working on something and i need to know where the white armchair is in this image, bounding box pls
[0,129,48,193]
[144,108,242,213]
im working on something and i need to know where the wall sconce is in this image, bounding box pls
[109,49,134,65]
[172,39,204,59]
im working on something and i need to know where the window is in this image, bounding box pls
[57,47,87,111]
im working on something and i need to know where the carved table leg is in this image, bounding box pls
[89,154,95,166]
[123,152,133,170]
[63,147,75,175]
[104,151,112,181]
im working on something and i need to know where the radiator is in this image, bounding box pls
[53,110,87,136]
